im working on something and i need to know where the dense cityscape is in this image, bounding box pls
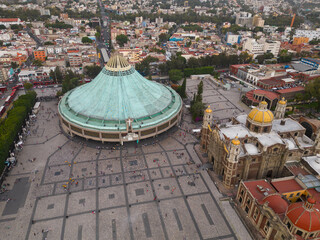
[0,0,320,239]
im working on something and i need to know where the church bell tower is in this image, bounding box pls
[224,137,241,188]
[201,106,213,151]
[274,98,287,119]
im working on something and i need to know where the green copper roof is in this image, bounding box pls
[59,55,182,131]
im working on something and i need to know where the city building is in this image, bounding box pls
[68,53,82,67]
[300,58,320,70]
[90,17,100,28]
[236,176,320,239]
[200,100,320,188]
[243,89,279,109]
[58,54,182,143]
[243,38,280,57]
[252,14,265,28]
[33,48,46,62]
[225,32,241,45]
[0,67,8,84]
[236,12,253,27]
[0,18,22,27]
[293,37,309,45]
[294,29,320,41]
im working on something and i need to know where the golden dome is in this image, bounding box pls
[278,97,287,105]
[248,107,274,124]
[232,136,240,145]
[205,105,212,113]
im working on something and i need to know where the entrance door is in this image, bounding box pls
[266,170,273,178]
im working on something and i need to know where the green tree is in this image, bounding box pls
[0,25,6,29]
[295,93,304,102]
[264,52,274,59]
[182,24,203,32]
[62,77,79,94]
[158,33,169,43]
[190,80,205,121]
[0,92,36,173]
[253,27,263,32]
[32,59,43,66]
[309,39,320,45]
[11,62,19,69]
[45,20,72,29]
[187,57,200,68]
[239,52,252,64]
[23,82,33,93]
[49,70,56,82]
[95,32,101,39]
[178,78,187,98]
[82,36,93,44]
[116,34,128,47]
[169,69,183,83]
[55,66,63,83]
[10,24,22,30]
[84,65,101,78]
[190,101,205,121]
[276,27,285,32]
[256,55,265,64]
[61,70,80,94]
[44,41,54,45]
[305,77,320,110]
[135,56,158,76]
[196,80,203,102]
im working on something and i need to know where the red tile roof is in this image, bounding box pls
[271,179,304,194]
[286,199,320,232]
[261,194,288,214]
[276,86,305,94]
[0,18,19,22]
[244,180,276,203]
[259,78,285,87]
[286,163,310,176]
[253,89,279,100]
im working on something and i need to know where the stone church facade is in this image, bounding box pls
[201,99,320,188]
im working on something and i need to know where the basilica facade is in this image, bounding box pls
[201,99,320,188]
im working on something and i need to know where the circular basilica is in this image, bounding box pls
[58,54,182,143]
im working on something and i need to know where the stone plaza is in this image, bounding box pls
[0,99,252,240]
[186,76,251,123]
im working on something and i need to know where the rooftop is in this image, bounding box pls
[271,178,304,194]
[303,155,320,175]
[272,118,305,133]
[286,162,311,176]
[275,86,305,94]
[59,55,182,131]
[244,179,276,203]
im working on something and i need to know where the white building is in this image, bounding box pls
[0,18,22,27]
[243,38,280,57]
[294,29,320,41]
[243,38,264,55]
[46,46,63,55]
[226,33,241,45]
[235,12,252,27]
[155,17,163,25]
[0,33,11,41]
[264,40,280,57]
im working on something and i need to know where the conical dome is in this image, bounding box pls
[104,54,131,71]
[58,54,182,142]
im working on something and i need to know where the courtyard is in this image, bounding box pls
[0,99,251,240]
[186,76,251,123]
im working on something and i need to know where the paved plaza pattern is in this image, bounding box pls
[0,100,252,240]
[186,77,250,123]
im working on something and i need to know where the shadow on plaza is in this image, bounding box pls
[63,125,181,150]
